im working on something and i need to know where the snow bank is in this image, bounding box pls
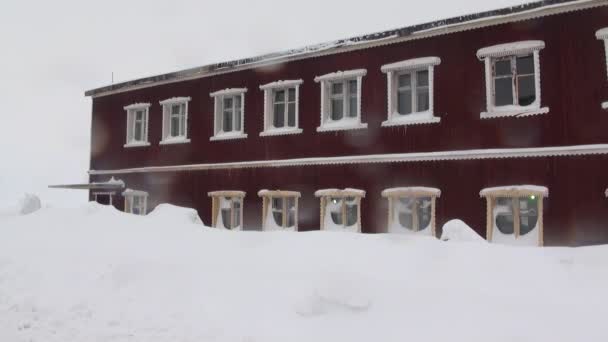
[1,206,607,342]
[440,219,486,242]
[0,193,41,217]
[146,203,204,225]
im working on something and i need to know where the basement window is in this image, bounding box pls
[258,190,300,231]
[381,187,441,235]
[315,188,365,232]
[477,41,548,119]
[314,69,368,132]
[208,191,245,230]
[480,185,547,246]
[259,80,303,136]
[209,88,248,140]
[123,103,150,148]
[122,189,148,215]
[159,97,191,144]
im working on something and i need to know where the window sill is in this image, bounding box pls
[602,102,608,110]
[259,128,303,137]
[382,115,441,127]
[210,133,248,141]
[159,137,191,145]
[480,107,549,119]
[123,142,151,148]
[316,122,368,132]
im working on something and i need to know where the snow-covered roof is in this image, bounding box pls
[380,57,441,73]
[257,190,302,197]
[381,187,441,197]
[123,103,151,110]
[259,80,303,90]
[314,69,367,82]
[596,27,608,40]
[122,188,149,196]
[476,40,545,59]
[159,97,191,105]
[314,188,366,198]
[480,185,549,197]
[207,190,246,197]
[85,0,602,98]
[209,88,248,97]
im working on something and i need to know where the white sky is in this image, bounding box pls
[0,0,526,206]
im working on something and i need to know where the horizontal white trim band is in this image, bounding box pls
[89,144,608,175]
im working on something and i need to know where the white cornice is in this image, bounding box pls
[89,144,608,175]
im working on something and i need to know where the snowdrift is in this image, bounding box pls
[1,203,607,342]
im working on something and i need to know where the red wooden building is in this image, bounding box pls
[77,0,608,246]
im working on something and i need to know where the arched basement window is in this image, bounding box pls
[122,189,148,215]
[381,187,441,236]
[258,190,301,231]
[315,188,365,232]
[480,185,547,246]
[208,191,245,230]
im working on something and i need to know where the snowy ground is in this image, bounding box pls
[1,202,608,342]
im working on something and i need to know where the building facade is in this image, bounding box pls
[84,0,608,246]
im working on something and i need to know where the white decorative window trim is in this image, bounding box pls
[208,191,246,230]
[122,189,148,215]
[209,88,247,141]
[381,57,442,127]
[123,103,150,148]
[160,97,191,144]
[258,190,301,231]
[382,187,441,236]
[259,80,303,136]
[315,69,367,132]
[477,41,545,118]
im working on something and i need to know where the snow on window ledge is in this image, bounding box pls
[123,141,151,148]
[159,137,191,145]
[210,132,248,141]
[476,40,545,59]
[314,69,367,82]
[381,57,441,72]
[480,106,549,119]
[382,112,441,127]
[259,128,303,137]
[602,102,608,110]
[317,121,368,133]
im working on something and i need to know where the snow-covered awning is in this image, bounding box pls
[380,57,441,73]
[259,80,303,90]
[48,177,125,191]
[476,40,545,59]
[122,189,149,197]
[314,188,365,198]
[596,27,608,40]
[480,185,548,198]
[381,187,441,198]
[123,103,151,110]
[257,190,301,198]
[159,97,191,105]
[209,88,248,97]
[208,190,246,198]
[314,69,367,82]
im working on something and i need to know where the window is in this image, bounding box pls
[382,187,440,235]
[314,69,367,132]
[122,189,148,215]
[210,88,248,140]
[123,103,150,147]
[259,80,303,136]
[159,97,191,144]
[258,190,300,231]
[315,188,365,232]
[477,41,548,118]
[380,57,441,126]
[208,191,245,230]
[596,28,608,109]
[92,192,114,206]
[480,185,547,246]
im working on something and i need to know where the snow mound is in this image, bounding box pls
[146,203,204,225]
[0,194,42,218]
[440,219,486,242]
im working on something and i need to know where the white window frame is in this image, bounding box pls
[159,97,191,144]
[480,185,547,246]
[209,88,248,141]
[477,41,548,119]
[122,189,148,215]
[314,69,368,132]
[92,191,114,206]
[314,188,365,232]
[596,28,608,110]
[381,187,441,236]
[123,103,151,148]
[208,191,245,230]
[259,80,303,136]
[258,190,300,231]
[381,57,442,126]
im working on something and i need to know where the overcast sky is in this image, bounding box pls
[0,0,526,206]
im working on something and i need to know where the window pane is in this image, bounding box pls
[345,197,358,227]
[331,99,344,120]
[397,197,414,231]
[495,197,514,235]
[519,196,538,236]
[416,70,429,87]
[517,75,536,106]
[221,209,233,229]
[233,200,241,227]
[329,197,343,225]
[223,97,233,111]
[286,197,296,228]
[494,77,514,106]
[516,55,534,75]
[348,96,358,118]
[234,108,242,131]
[134,121,143,141]
[398,73,411,88]
[135,110,144,121]
[397,89,412,115]
[171,104,181,115]
[416,88,430,112]
[273,103,285,127]
[223,109,233,132]
[417,197,432,231]
[171,116,180,137]
[331,82,343,95]
[271,198,283,227]
[274,90,285,103]
[287,103,296,127]
[179,113,186,136]
[288,88,296,102]
[348,80,357,94]
[494,59,512,76]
